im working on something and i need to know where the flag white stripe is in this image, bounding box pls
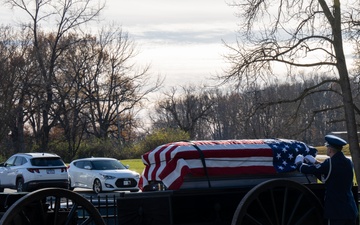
[146,143,272,165]
[161,159,188,187]
[186,157,273,168]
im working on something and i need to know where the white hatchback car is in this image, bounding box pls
[68,157,140,193]
[0,153,69,192]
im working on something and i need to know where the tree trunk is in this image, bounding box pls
[337,64,360,185]
[333,0,360,185]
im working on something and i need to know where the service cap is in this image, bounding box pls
[325,134,347,150]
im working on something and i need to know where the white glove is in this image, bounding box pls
[304,155,316,164]
[295,154,304,166]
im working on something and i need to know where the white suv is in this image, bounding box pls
[0,153,69,192]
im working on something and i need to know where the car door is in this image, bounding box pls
[71,161,85,187]
[0,156,17,186]
[7,156,27,186]
[81,161,94,188]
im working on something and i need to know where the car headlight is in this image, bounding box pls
[100,174,116,179]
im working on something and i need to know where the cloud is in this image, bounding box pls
[104,0,238,44]
[105,0,237,26]
[128,24,237,44]
[100,0,239,87]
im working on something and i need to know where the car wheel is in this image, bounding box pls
[93,179,102,194]
[68,178,74,191]
[16,178,25,192]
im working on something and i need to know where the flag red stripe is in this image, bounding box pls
[188,166,276,176]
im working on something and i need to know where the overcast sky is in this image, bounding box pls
[102,0,239,88]
[1,0,357,90]
[0,0,239,89]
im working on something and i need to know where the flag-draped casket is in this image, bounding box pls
[139,139,317,190]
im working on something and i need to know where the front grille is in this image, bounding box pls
[115,178,137,188]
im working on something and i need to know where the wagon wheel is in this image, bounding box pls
[232,179,324,225]
[0,188,106,225]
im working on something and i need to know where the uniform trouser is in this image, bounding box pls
[328,219,357,225]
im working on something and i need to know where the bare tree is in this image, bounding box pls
[223,0,360,184]
[0,25,22,154]
[4,0,105,151]
[153,86,216,139]
[53,33,91,160]
[0,25,38,153]
[209,90,247,139]
[78,25,162,143]
[206,74,343,142]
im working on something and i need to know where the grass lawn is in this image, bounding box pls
[121,158,144,174]
[317,145,351,155]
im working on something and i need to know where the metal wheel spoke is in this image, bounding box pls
[255,197,274,225]
[231,179,323,225]
[80,217,95,225]
[244,213,264,225]
[0,188,106,225]
[53,196,61,225]
[294,206,317,225]
[19,209,31,225]
[41,199,49,224]
[281,187,289,225]
[64,202,79,225]
[269,189,280,225]
[287,192,305,225]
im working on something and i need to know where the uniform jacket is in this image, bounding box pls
[299,151,358,220]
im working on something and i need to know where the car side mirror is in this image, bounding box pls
[125,165,129,169]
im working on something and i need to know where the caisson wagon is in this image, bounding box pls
[0,139,358,225]
[117,138,355,225]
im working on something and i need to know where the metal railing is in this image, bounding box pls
[46,193,119,225]
[87,195,118,225]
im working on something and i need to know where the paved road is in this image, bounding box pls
[3,188,15,193]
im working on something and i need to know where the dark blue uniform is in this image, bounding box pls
[299,151,358,223]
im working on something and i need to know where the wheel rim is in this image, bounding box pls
[17,179,24,192]
[93,179,102,193]
[231,179,324,225]
[0,188,106,225]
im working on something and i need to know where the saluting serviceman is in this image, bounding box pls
[295,134,358,225]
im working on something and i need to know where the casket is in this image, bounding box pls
[139,139,318,190]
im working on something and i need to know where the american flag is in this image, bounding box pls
[266,139,317,172]
[139,139,317,190]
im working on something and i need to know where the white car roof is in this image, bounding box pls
[17,153,60,158]
[74,157,117,161]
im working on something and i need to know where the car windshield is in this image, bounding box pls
[91,160,126,170]
[30,157,65,166]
